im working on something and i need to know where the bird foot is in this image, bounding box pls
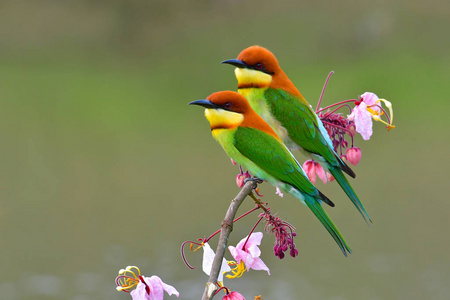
[244,177,264,185]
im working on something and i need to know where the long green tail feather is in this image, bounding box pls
[328,166,372,225]
[305,197,352,256]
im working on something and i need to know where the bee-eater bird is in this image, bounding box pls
[221,46,371,224]
[189,91,351,256]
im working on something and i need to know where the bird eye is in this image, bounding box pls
[255,63,263,69]
[225,102,232,109]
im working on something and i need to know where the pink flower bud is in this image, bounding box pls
[223,291,245,300]
[347,124,356,137]
[346,147,362,165]
[236,175,244,188]
[236,171,250,188]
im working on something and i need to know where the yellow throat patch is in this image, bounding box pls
[204,108,244,130]
[235,68,272,88]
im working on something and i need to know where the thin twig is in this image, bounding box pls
[201,181,257,300]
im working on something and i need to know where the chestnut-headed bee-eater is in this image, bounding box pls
[222,46,370,224]
[189,91,351,256]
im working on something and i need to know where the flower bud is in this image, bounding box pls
[346,147,362,165]
[235,171,250,188]
[290,248,299,258]
[347,124,356,136]
[223,291,246,300]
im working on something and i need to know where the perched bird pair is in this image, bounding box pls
[190,46,369,256]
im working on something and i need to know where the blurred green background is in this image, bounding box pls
[0,1,449,299]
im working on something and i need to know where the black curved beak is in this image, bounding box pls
[220,59,248,68]
[188,99,220,109]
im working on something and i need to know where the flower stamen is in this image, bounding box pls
[225,261,246,279]
[115,266,142,292]
[375,98,395,130]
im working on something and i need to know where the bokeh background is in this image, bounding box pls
[0,1,449,299]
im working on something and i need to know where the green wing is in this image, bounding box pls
[264,88,339,165]
[233,126,317,196]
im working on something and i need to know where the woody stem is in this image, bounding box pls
[201,181,256,300]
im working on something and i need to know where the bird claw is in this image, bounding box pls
[244,177,264,185]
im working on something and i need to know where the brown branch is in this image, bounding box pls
[201,180,257,300]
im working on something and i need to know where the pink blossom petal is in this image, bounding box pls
[302,160,316,184]
[361,92,380,114]
[233,248,254,268]
[130,283,149,300]
[348,102,373,140]
[235,232,262,252]
[229,248,270,275]
[245,232,263,253]
[246,257,270,274]
[228,245,238,261]
[326,172,335,182]
[151,277,179,298]
[146,277,165,300]
[275,187,284,197]
[315,163,327,184]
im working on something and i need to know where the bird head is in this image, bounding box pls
[221,46,302,97]
[189,91,250,130]
[190,90,280,138]
[221,46,282,88]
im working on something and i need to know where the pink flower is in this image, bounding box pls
[115,266,179,300]
[302,160,327,184]
[131,276,179,300]
[223,291,246,300]
[346,147,361,165]
[347,92,382,140]
[228,232,270,274]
